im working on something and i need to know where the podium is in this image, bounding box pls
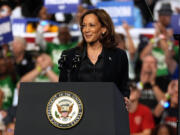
[15,82,130,135]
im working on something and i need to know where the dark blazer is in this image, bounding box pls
[58,46,130,98]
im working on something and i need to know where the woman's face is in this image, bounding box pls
[82,13,106,45]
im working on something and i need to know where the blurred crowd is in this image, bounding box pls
[0,0,179,135]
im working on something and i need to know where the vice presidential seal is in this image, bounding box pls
[46,91,83,129]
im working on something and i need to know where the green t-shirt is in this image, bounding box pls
[152,47,168,76]
[152,45,179,77]
[46,42,77,75]
[0,76,15,109]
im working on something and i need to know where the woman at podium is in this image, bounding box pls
[58,9,130,102]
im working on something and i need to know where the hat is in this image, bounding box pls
[158,3,173,16]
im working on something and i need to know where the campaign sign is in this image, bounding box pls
[12,18,60,36]
[171,14,180,34]
[44,0,80,13]
[12,18,27,36]
[0,16,13,45]
[97,1,134,26]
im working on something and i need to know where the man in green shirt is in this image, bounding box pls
[140,3,179,77]
[36,25,77,75]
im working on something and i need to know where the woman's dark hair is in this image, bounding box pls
[151,124,176,135]
[79,9,117,49]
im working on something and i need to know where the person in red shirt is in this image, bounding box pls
[129,82,155,135]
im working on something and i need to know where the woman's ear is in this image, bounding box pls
[102,27,107,35]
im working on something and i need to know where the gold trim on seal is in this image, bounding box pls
[46,91,84,129]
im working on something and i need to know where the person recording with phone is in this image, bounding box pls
[58,9,130,109]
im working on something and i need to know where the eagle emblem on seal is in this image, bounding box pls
[56,100,74,118]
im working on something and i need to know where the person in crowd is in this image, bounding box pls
[0,105,17,135]
[4,122,15,135]
[0,44,16,82]
[141,22,178,84]
[0,1,12,18]
[155,3,173,28]
[164,38,179,80]
[20,53,58,82]
[73,4,88,25]
[137,55,165,110]
[58,9,130,107]
[68,4,88,34]
[128,82,155,135]
[26,6,58,33]
[153,1,180,22]
[116,22,136,80]
[153,79,178,130]
[140,3,178,90]
[12,37,35,78]
[0,50,15,110]
[151,123,176,135]
[0,105,16,128]
[69,3,95,42]
[36,25,78,75]
[140,19,172,77]
[146,3,173,28]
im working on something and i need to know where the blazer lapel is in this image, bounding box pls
[102,48,114,81]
